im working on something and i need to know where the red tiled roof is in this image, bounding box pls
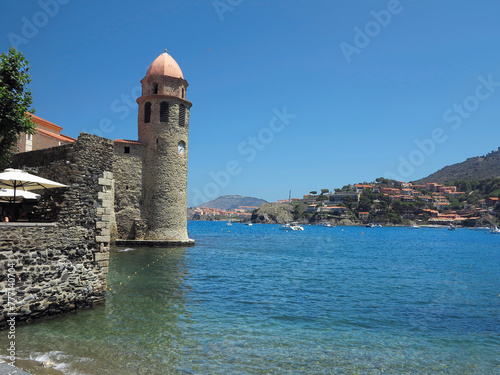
[37,127,76,142]
[115,139,146,145]
[28,113,63,132]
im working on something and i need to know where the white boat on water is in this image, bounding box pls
[317,222,335,227]
[279,191,304,231]
[408,224,420,229]
[448,224,457,231]
[490,226,500,234]
[279,223,304,231]
[245,222,253,226]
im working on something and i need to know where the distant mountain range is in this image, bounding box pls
[414,147,500,184]
[194,195,267,211]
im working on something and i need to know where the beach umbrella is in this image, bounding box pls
[0,188,41,203]
[0,168,67,205]
[0,168,67,190]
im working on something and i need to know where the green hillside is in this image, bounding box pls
[414,147,500,184]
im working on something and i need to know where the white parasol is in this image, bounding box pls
[0,188,41,203]
[0,168,67,190]
[0,168,67,204]
[0,168,67,222]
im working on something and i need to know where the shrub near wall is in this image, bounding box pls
[0,133,113,327]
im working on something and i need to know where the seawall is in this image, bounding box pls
[0,133,113,327]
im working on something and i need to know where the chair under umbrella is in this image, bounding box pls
[0,169,68,221]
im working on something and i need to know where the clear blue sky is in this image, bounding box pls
[3,0,500,206]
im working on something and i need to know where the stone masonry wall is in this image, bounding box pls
[140,99,191,241]
[0,133,113,327]
[113,142,145,240]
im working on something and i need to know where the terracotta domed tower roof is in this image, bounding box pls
[145,50,184,79]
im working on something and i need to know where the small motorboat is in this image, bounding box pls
[318,222,334,227]
[279,223,304,231]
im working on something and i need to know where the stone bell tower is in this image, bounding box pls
[137,50,193,243]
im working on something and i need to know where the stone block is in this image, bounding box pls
[96,207,113,216]
[100,215,112,222]
[95,235,110,243]
[98,178,112,187]
[96,221,110,229]
[101,200,113,208]
[97,192,112,201]
[103,171,113,179]
[93,252,109,262]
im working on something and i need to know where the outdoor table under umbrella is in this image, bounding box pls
[0,168,68,221]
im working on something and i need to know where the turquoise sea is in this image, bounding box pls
[2,221,500,374]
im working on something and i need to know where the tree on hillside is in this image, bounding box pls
[0,47,36,166]
[453,177,500,196]
[342,196,354,210]
[341,184,355,192]
[447,197,462,210]
[357,194,372,212]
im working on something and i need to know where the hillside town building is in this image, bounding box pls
[16,113,76,152]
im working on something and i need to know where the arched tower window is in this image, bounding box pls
[178,141,186,155]
[153,83,158,94]
[179,104,186,127]
[144,102,151,123]
[181,87,185,98]
[160,102,169,122]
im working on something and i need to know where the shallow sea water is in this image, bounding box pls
[2,222,500,374]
